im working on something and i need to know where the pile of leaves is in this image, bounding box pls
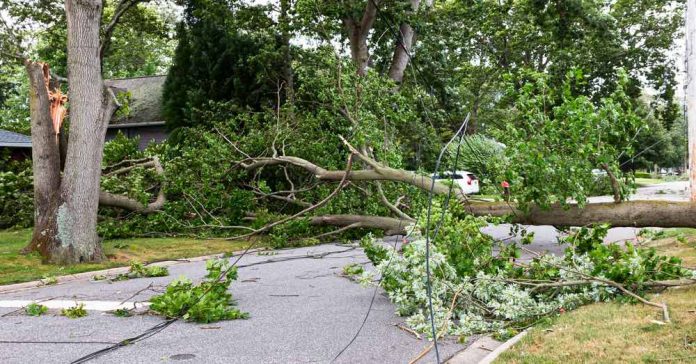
[149,259,248,323]
[359,203,695,340]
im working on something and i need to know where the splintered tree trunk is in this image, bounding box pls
[23,0,114,264]
[22,62,62,259]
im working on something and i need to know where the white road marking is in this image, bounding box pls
[0,300,149,311]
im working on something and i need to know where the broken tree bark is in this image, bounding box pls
[24,61,62,259]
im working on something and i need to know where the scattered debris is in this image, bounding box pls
[61,303,87,319]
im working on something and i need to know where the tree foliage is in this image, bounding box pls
[162,0,285,131]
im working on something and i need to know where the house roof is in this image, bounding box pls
[0,129,32,148]
[106,75,166,127]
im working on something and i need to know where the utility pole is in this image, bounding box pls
[687,0,696,201]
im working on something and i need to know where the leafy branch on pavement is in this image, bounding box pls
[358,204,696,340]
[149,259,248,323]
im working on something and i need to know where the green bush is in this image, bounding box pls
[448,135,507,192]
[0,153,33,228]
[634,171,652,179]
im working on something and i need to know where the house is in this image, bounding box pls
[105,75,168,150]
[1,75,168,159]
[0,129,32,161]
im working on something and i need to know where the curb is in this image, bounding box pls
[0,249,261,294]
[477,329,528,364]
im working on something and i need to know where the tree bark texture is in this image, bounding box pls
[24,0,117,264]
[387,0,420,83]
[343,0,378,76]
[466,200,696,228]
[23,62,63,258]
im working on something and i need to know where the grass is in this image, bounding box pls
[634,177,664,186]
[496,230,696,364]
[0,228,263,285]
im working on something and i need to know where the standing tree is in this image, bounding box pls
[0,0,158,264]
[162,0,285,131]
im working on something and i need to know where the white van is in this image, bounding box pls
[432,170,480,195]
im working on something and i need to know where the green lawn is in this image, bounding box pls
[0,229,263,285]
[634,177,664,186]
[496,229,696,364]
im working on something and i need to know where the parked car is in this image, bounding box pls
[432,170,480,195]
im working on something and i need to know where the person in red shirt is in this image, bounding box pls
[501,180,510,201]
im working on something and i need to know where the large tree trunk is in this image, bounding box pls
[387,0,420,83]
[343,0,378,76]
[23,0,115,264]
[54,0,114,263]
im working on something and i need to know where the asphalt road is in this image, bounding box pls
[0,241,469,364]
[0,182,682,364]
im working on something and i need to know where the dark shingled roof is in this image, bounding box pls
[106,75,166,126]
[0,129,31,148]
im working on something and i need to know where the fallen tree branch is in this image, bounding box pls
[98,156,166,214]
[239,143,462,199]
[466,200,696,228]
[601,163,622,203]
[309,214,410,235]
[104,160,157,177]
[514,258,675,323]
[226,154,355,241]
[103,157,153,175]
[376,181,414,221]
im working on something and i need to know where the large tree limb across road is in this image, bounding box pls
[467,200,696,228]
[240,141,696,228]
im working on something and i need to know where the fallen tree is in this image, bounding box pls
[466,200,696,228]
[237,136,696,232]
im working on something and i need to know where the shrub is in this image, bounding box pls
[448,135,507,192]
[0,153,33,228]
